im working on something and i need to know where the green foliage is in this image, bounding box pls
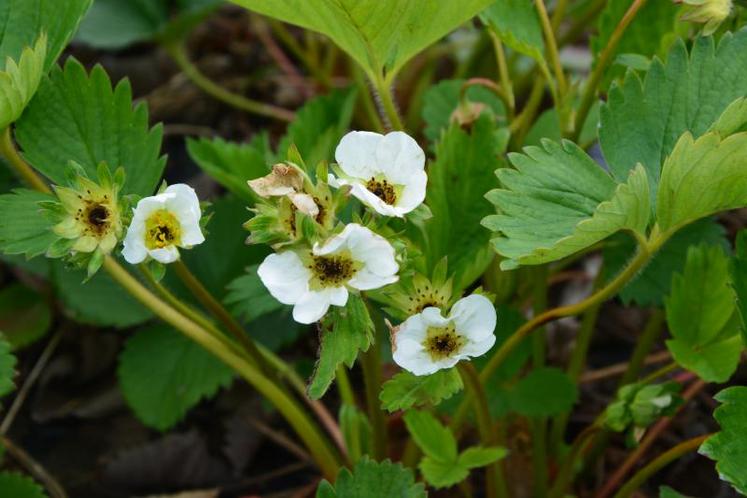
[0,335,17,397]
[426,117,506,289]
[603,218,727,306]
[600,30,747,196]
[733,230,747,343]
[308,294,373,399]
[699,387,747,495]
[0,189,57,258]
[483,139,650,270]
[77,0,220,48]
[404,410,506,488]
[52,262,152,328]
[16,59,165,196]
[0,284,51,350]
[665,245,744,383]
[277,87,357,170]
[421,79,506,143]
[380,368,463,412]
[118,324,233,431]
[316,457,425,498]
[480,0,544,64]
[0,472,46,498]
[229,0,493,81]
[0,0,91,71]
[659,487,690,498]
[604,382,682,432]
[507,367,577,417]
[0,36,46,130]
[339,404,372,464]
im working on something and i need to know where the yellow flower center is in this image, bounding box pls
[309,253,358,288]
[423,324,464,361]
[366,177,398,205]
[144,210,182,249]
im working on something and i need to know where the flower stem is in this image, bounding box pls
[534,0,568,130]
[336,365,356,407]
[572,0,649,141]
[610,434,711,498]
[0,128,50,194]
[360,344,388,460]
[618,308,665,387]
[374,73,404,131]
[487,30,515,118]
[458,362,509,498]
[164,42,295,122]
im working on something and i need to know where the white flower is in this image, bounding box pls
[392,294,497,376]
[122,184,205,265]
[257,223,399,324]
[329,131,427,217]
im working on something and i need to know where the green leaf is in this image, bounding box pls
[403,410,458,461]
[118,324,233,431]
[0,189,58,258]
[0,472,46,498]
[316,457,426,498]
[0,36,46,130]
[0,0,91,71]
[421,79,506,144]
[733,230,747,343]
[277,87,357,170]
[508,367,577,417]
[592,0,680,86]
[308,294,373,399]
[483,139,650,270]
[187,135,272,202]
[419,457,469,489]
[426,117,506,289]
[656,127,747,234]
[76,0,220,49]
[0,335,17,397]
[52,262,152,328]
[380,368,463,412]
[659,487,691,498]
[599,30,747,196]
[604,382,682,432]
[0,284,51,350]
[480,0,544,64]
[458,446,507,469]
[665,245,744,383]
[603,218,728,307]
[699,386,747,495]
[229,0,493,81]
[16,59,165,196]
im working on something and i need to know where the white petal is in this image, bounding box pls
[312,224,354,256]
[344,224,398,277]
[293,289,333,324]
[288,192,320,217]
[257,251,311,305]
[165,184,202,224]
[374,131,426,182]
[394,170,427,213]
[180,218,205,247]
[348,269,398,290]
[335,131,383,179]
[149,245,180,264]
[132,195,167,222]
[459,335,497,358]
[421,307,451,328]
[348,183,404,217]
[450,294,497,342]
[328,286,349,307]
[392,314,433,375]
[122,220,147,264]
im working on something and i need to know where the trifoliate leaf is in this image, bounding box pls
[230,0,493,82]
[316,457,425,498]
[665,245,743,383]
[603,218,728,307]
[0,0,91,71]
[0,36,46,130]
[76,0,220,49]
[600,30,747,196]
[483,139,650,270]
[0,335,17,397]
[605,382,682,433]
[733,230,747,343]
[0,189,57,258]
[308,294,373,399]
[118,324,233,431]
[427,117,506,290]
[380,368,463,413]
[16,59,165,197]
[480,0,544,64]
[699,387,747,495]
[0,284,51,350]
[52,262,152,328]
[187,135,272,202]
[403,410,458,462]
[508,367,578,417]
[0,472,46,498]
[277,87,357,172]
[421,79,506,143]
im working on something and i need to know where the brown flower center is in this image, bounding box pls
[79,202,111,236]
[366,177,397,205]
[310,254,357,287]
[423,324,464,361]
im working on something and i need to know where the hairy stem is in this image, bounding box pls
[373,73,404,131]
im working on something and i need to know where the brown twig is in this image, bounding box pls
[247,417,312,463]
[1,436,67,498]
[580,351,672,384]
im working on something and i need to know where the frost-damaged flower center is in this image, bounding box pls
[81,202,111,235]
[311,254,357,287]
[423,324,464,361]
[145,210,182,249]
[366,177,397,205]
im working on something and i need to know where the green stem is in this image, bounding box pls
[360,344,387,460]
[509,77,546,149]
[165,42,295,122]
[0,128,50,193]
[336,365,356,407]
[637,362,678,386]
[610,434,711,498]
[488,30,515,118]
[374,73,404,131]
[618,309,665,387]
[550,0,569,31]
[458,362,509,498]
[572,0,649,141]
[352,65,385,133]
[530,266,549,498]
[534,0,567,116]
[548,425,600,498]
